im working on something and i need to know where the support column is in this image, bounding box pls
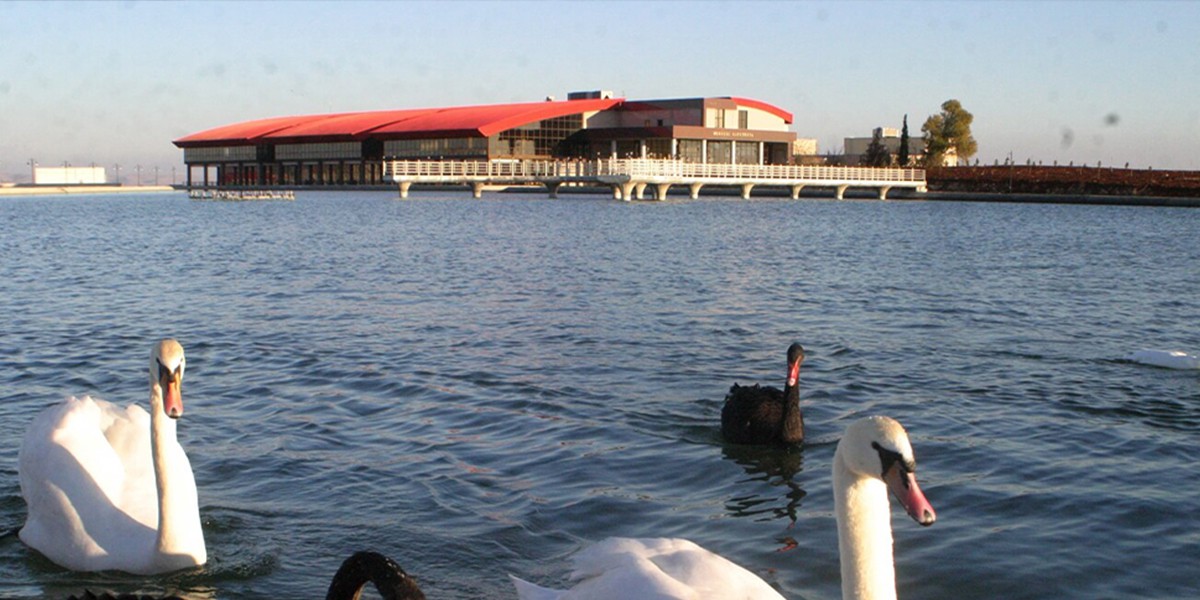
[546,181,563,198]
[619,181,637,201]
[611,184,623,200]
[836,184,849,200]
[398,181,412,199]
[878,185,892,200]
[470,181,484,199]
[740,183,754,199]
[634,182,647,200]
[689,182,704,199]
[791,184,804,199]
[654,183,671,201]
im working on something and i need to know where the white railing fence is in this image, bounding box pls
[383,158,925,183]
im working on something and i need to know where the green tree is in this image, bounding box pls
[861,128,892,167]
[921,99,977,166]
[898,115,910,167]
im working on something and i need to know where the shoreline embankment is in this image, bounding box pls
[0,185,175,197]
[926,165,1200,197]
[5,165,1199,207]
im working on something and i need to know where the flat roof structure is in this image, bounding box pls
[174,93,798,188]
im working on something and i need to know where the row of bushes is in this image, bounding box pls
[925,166,1200,197]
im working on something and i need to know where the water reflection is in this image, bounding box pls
[720,444,807,524]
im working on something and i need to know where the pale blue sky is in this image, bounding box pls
[2,0,1198,182]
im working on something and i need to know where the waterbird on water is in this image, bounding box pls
[510,416,936,600]
[58,417,934,600]
[19,339,206,575]
[325,551,427,600]
[1125,348,1200,370]
[721,343,806,445]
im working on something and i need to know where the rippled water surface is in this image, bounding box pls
[1,191,1198,599]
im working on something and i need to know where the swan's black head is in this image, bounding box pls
[786,343,806,364]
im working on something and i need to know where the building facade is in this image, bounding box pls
[173,92,797,188]
[842,127,958,167]
[34,166,107,185]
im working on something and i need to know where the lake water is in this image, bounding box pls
[1,191,1197,599]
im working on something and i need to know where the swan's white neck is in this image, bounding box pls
[834,452,898,600]
[149,383,186,562]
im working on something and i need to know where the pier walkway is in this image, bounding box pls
[383,159,926,201]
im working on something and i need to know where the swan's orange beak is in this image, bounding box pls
[884,463,936,526]
[786,358,802,387]
[162,372,183,419]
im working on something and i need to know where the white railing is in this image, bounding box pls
[383,159,606,179]
[612,159,924,182]
[383,158,925,183]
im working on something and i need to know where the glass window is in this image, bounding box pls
[497,114,584,157]
[678,140,703,162]
[275,142,361,160]
[384,137,488,158]
[709,109,726,129]
[183,146,256,162]
[735,141,760,165]
[707,141,732,163]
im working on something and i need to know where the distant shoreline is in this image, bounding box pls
[0,185,175,197]
[926,165,1200,199]
[3,175,1198,208]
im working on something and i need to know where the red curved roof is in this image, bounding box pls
[371,98,621,138]
[173,96,792,147]
[174,98,623,147]
[729,97,793,124]
[260,109,431,142]
[173,114,330,146]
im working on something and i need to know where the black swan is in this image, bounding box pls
[326,550,427,600]
[720,343,806,445]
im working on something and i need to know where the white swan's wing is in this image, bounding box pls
[511,575,568,600]
[513,538,785,600]
[1127,349,1200,370]
[18,396,157,571]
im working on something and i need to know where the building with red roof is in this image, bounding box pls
[173,91,797,187]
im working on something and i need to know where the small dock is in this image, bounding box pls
[189,189,295,201]
[384,158,926,201]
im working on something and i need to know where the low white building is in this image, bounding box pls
[34,166,107,185]
[844,128,931,166]
[791,138,818,156]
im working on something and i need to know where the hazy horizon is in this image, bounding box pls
[3,0,1198,183]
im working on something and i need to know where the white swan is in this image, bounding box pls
[1126,349,1200,370]
[510,416,935,600]
[18,339,207,574]
[833,416,935,600]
